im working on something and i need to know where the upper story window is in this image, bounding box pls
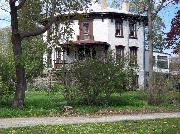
[79,19,93,40]
[116,45,124,61]
[130,47,138,65]
[115,21,123,37]
[129,22,137,38]
[83,22,90,40]
[83,22,89,34]
[157,56,168,69]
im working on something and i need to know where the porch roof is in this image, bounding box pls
[64,40,110,46]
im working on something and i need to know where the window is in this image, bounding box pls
[55,49,62,63]
[129,22,137,38]
[130,47,138,64]
[83,22,89,34]
[157,56,168,69]
[116,46,124,61]
[83,22,90,40]
[79,20,93,40]
[78,46,95,60]
[115,21,123,37]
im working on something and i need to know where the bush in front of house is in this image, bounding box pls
[147,72,176,106]
[64,55,138,105]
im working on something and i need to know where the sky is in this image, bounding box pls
[0,0,179,54]
[0,0,10,28]
[158,3,180,55]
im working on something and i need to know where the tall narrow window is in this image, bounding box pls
[115,21,123,37]
[83,22,90,40]
[55,48,62,64]
[79,19,93,40]
[116,45,124,61]
[130,47,138,64]
[129,22,137,38]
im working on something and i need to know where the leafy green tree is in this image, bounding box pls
[0,0,90,108]
[0,28,45,101]
[22,37,46,82]
[0,35,15,100]
[129,0,178,77]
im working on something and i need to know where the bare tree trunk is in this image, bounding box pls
[147,0,153,80]
[10,1,27,108]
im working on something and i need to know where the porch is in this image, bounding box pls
[52,41,109,69]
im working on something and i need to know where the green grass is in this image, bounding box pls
[0,118,179,134]
[0,91,64,118]
[0,90,177,118]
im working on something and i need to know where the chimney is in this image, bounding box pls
[122,0,129,12]
[101,0,107,10]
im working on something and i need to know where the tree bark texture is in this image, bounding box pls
[10,1,27,108]
[147,0,153,79]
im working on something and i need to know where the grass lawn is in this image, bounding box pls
[0,90,177,118]
[0,118,179,134]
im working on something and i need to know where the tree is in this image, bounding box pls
[130,0,178,84]
[152,16,166,52]
[166,10,180,53]
[0,27,46,102]
[0,0,90,108]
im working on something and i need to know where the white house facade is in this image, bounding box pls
[43,0,148,88]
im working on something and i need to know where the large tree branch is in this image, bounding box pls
[16,0,26,10]
[21,17,57,38]
[21,0,57,39]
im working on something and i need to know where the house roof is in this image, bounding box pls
[42,2,148,26]
[88,3,146,17]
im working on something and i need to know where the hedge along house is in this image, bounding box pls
[43,0,148,88]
